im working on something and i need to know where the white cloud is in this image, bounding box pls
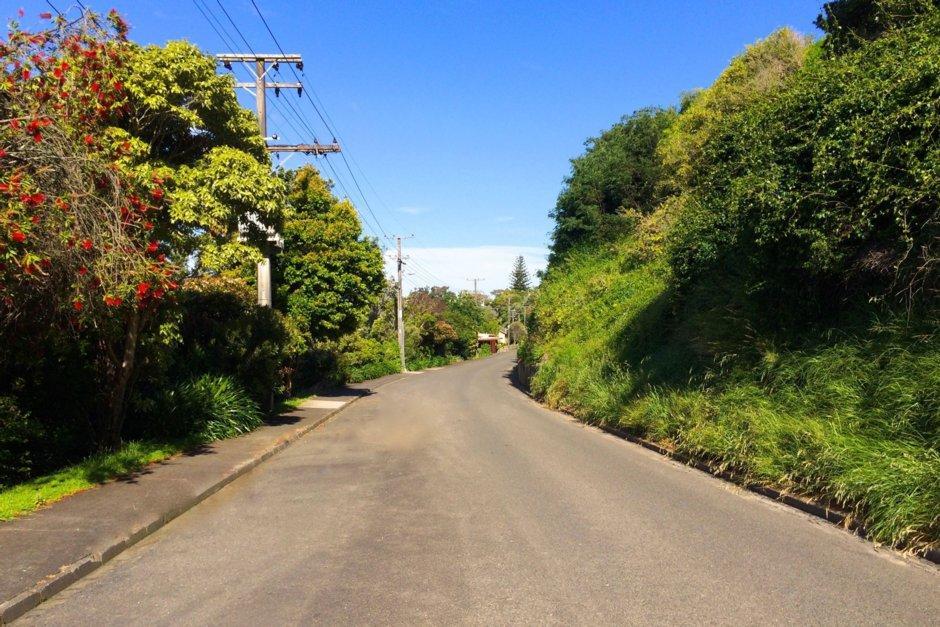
[396,206,429,215]
[385,245,548,293]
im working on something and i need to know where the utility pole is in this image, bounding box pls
[466,277,484,304]
[216,53,341,307]
[395,236,410,372]
[507,293,512,344]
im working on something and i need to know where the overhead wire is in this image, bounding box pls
[198,1,455,279]
[246,0,392,241]
[244,1,449,285]
[190,0,388,241]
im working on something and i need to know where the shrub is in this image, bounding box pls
[669,11,940,310]
[0,397,44,487]
[166,375,262,443]
[173,276,293,404]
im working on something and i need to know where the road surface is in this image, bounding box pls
[21,351,939,625]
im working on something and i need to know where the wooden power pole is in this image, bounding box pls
[216,53,341,307]
[396,236,407,372]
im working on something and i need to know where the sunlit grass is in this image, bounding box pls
[527,234,940,551]
[0,441,185,520]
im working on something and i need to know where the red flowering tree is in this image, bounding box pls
[0,11,178,448]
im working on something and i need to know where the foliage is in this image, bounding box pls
[166,375,262,442]
[528,234,940,550]
[170,275,294,404]
[276,165,385,341]
[668,11,940,309]
[510,255,531,291]
[338,334,401,383]
[531,3,940,551]
[0,12,287,451]
[550,107,676,259]
[406,286,497,358]
[657,28,811,194]
[815,0,938,52]
[0,396,44,487]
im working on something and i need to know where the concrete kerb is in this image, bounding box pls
[0,372,412,624]
[512,359,940,567]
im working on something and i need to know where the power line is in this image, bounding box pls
[247,0,392,240]
[191,0,239,51]
[213,0,256,54]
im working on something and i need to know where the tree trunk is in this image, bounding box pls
[104,307,141,450]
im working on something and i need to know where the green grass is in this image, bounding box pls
[0,440,185,520]
[526,231,940,553]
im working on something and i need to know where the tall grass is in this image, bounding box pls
[526,235,940,551]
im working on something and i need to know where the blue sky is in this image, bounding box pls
[8,1,823,291]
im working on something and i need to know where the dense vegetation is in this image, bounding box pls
[0,11,489,508]
[524,0,939,552]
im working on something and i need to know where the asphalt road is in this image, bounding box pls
[21,351,939,625]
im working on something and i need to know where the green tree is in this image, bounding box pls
[550,107,677,260]
[815,0,938,53]
[510,255,531,291]
[657,28,811,194]
[275,165,386,342]
[0,15,287,449]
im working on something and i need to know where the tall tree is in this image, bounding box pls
[510,255,531,291]
[275,165,385,342]
[0,13,286,448]
[550,108,677,259]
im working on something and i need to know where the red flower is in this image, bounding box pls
[143,221,153,231]
[21,69,30,81]
[83,134,94,146]
[146,241,158,253]
[11,230,26,243]
[73,300,84,311]
[30,215,39,224]
[0,149,6,158]
[80,239,93,250]
[136,282,150,299]
[104,295,123,307]
[150,188,164,201]
[39,11,52,19]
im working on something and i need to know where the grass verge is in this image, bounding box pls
[0,440,185,520]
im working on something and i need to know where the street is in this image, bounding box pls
[20,352,940,625]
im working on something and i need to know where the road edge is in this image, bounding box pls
[510,359,940,567]
[0,373,410,624]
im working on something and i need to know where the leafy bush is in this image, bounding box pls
[669,10,939,310]
[173,276,294,404]
[165,375,262,443]
[0,397,44,487]
[338,334,401,383]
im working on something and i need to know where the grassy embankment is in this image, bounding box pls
[524,232,939,552]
